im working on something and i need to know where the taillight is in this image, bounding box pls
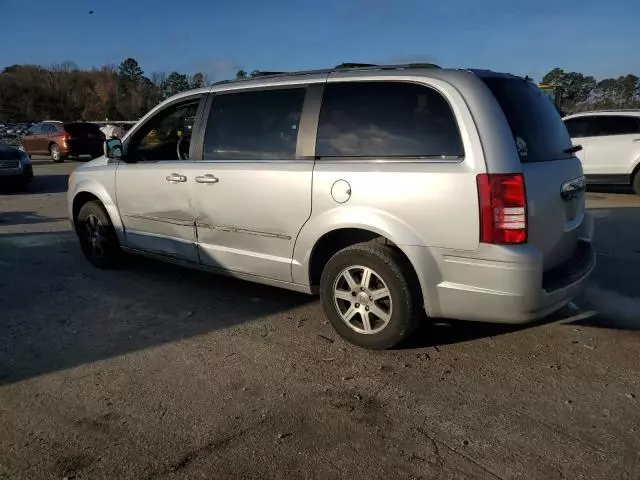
[477,173,527,244]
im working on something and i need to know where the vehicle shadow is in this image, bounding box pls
[401,312,564,350]
[29,174,69,194]
[586,184,634,195]
[0,174,69,195]
[0,231,313,385]
[563,205,640,331]
[3,204,639,384]
[0,211,68,226]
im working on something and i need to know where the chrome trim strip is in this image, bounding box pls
[195,222,291,240]
[124,214,194,227]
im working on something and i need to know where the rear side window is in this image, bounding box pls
[204,88,305,160]
[564,117,592,138]
[590,116,640,136]
[481,77,572,163]
[316,82,464,158]
[64,123,103,136]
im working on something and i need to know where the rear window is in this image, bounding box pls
[481,77,572,163]
[63,123,103,136]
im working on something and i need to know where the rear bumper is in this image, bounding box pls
[411,214,596,324]
[61,141,103,157]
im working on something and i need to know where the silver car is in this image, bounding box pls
[67,64,595,349]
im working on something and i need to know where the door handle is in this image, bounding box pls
[165,173,187,183]
[195,174,219,184]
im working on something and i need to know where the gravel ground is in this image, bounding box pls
[1,158,639,479]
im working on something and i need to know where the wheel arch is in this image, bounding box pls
[293,208,439,315]
[70,180,124,240]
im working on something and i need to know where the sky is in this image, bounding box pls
[1,0,639,82]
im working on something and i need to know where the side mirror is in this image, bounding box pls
[104,138,123,159]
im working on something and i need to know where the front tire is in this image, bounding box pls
[320,242,421,349]
[76,201,121,268]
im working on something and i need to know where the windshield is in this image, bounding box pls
[481,77,573,163]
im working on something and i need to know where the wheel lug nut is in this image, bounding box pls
[355,303,360,308]
[369,296,373,301]
[351,291,356,296]
[360,287,365,291]
[365,306,369,311]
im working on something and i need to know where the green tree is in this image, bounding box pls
[190,72,206,89]
[250,70,261,77]
[118,58,144,82]
[164,71,190,97]
[235,69,247,79]
[541,68,596,112]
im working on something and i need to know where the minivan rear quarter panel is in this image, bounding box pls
[292,73,490,288]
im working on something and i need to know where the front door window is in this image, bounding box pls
[126,98,201,162]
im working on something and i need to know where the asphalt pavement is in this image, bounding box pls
[1,157,639,479]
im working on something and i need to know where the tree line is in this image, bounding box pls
[1,58,639,122]
[542,68,640,112]
[0,58,214,123]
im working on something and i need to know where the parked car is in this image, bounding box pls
[0,133,21,148]
[563,110,640,195]
[68,64,595,349]
[0,143,33,190]
[21,121,106,162]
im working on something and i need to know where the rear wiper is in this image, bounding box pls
[564,145,583,154]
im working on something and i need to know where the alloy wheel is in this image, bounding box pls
[83,213,107,258]
[332,265,393,334]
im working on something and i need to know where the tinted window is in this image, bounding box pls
[564,117,592,138]
[481,77,572,163]
[204,88,305,160]
[590,116,640,136]
[64,123,103,136]
[28,124,42,134]
[316,82,463,158]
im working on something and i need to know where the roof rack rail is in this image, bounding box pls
[251,71,287,77]
[334,63,379,69]
[334,62,441,71]
[210,62,444,87]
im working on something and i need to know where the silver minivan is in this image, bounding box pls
[67,64,595,349]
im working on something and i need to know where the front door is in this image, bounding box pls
[115,95,204,262]
[193,87,314,283]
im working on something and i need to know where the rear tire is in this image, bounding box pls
[50,143,65,163]
[76,201,122,268]
[633,171,640,196]
[320,242,421,349]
